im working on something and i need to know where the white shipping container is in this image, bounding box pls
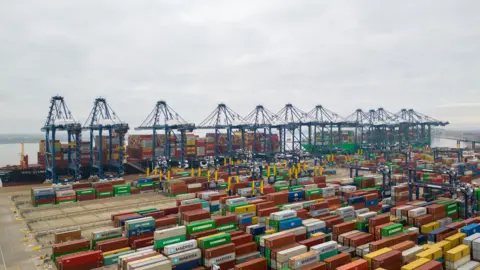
[164,240,197,256]
[204,252,236,267]
[277,245,308,263]
[464,233,480,249]
[226,197,247,206]
[446,256,470,270]
[408,207,426,218]
[271,210,297,221]
[357,212,377,222]
[457,261,480,270]
[133,260,172,270]
[311,241,337,254]
[402,246,423,264]
[168,249,201,266]
[355,208,369,217]
[154,226,186,241]
[175,193,196,201]
[128,255,167,270]
[283,203,304,211]
[304,221,326,232]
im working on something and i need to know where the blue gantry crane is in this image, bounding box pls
[136,100,194,170]
[83,98,129,178]
[42,96,82,183]
[275,104,315,153]
[395,109,449,149]
[307,105,350,155]
[243,105,284,155]
[198,103,249,162]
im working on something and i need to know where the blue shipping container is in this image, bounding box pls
[288,190,305,202]
[365,200,379,207]
[428,227,450,243]
[126,227,155,237]
[279,217,302,231]
[172,259,201,270]
[210,205,220,212]
[251,226,266,236]
[461,223,480,236]
[239,216,253,226]
[348,196,365,204]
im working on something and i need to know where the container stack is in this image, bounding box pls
[31,187,56,207]
[75,188,95,201]
[55,189,76,204]
[113,184,131,197]
[93,182,114,199]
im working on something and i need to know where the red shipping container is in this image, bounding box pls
[336,259,368,270]
[257,207,280,217]
[415,261,443,270]
[369,238,395,252]
[235,242,257,257]
[333,222,356,241]
[95,237,128,252]
[255,201,275,211]
[350,233,374,248]
[390,241,415,252]
[296,209,309,220]
[155,216,177,229]
[264,233,295,249]
[182,209,211,223]
[267,192,289,205]
[111,211,136,221]
[179,203,203,214]
[324,252,351,270]
[189,229,220,240]
[301,262,327,270]
[234,258,267,270]
[229,231,245,238]
[53,239,91,255]
[212,214,237,227]
[231,234,253,246]
[298,236,326,250]
[163,206,179,215]
[372,250,403,270]
[205,243,236,259]
[142,211,165,219]
[132,237,154,250]
[57,250,102,270]
[128,232,154,245]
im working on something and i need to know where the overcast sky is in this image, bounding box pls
[1,1,479,133]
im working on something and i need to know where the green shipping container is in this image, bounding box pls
[154,235,186,249]
[381,224,403,237]
[136,208,157,215]
[356,221,368,231]
[126,219,155,230]
[103,250,135,265]
[217,223,237,232]
[139,182,154,188]
[199,233,231,249]
[275,185,289,192]
[306,189,322,196]
[289,185,304,191]
[320,250,338,261]
[186,220,216,234]
[97,191,113,197]
[228,202,249,213]
[114,185,131,191]
[56,200,76,205]
[76,188,95,195]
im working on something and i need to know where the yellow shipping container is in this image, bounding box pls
[416,247,442,261]
[234,205,257,215]
[431,241,453,255]
[445,233,467,248]
[445,244,470,262]
[196,233,225,245]
[421,222,440,234]
[102,247,131,257]
[310,232,325,238]
[265,229,276,235]
[401,258,431,270]
[422,244,432,250]
[364,248,392,269]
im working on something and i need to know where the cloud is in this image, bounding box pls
[0,0,479,132]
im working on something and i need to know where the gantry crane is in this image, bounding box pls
[275,104,315,153]
[136,100,194,170]
[395,109,449,149]
[42,96,82,183]
[83,98,129,178]
[243,105,284,155]
[198,103,249,164]
[307,105,351,155]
